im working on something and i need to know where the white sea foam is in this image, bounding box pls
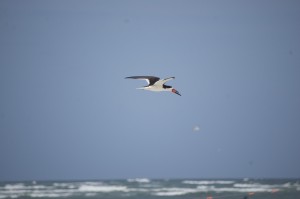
[78,185,128,192]
[154,183,284,196]
[234,182,285,190]
[127,178,150,183]
[28,192,72,198]
[0,183,128,198]
[283,182,292,188]
[53,182,85,189]
[0,180,298,198]
[234,183,269,188]
[183,180,235,185]
[3,184,26,190]
[153,188,199,196]
[197,185,280,193]
[53,182,74,187]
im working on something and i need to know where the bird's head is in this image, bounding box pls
[171,88,181,96]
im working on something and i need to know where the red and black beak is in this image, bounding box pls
[172,89,181,96]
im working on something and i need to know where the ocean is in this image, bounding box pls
[0,178,299,199]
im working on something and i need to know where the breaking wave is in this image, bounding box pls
[0,181,130,198]
[183,180,235,185]
[127,178,151,183]
[0,179,299,198]
[152,187,200,196]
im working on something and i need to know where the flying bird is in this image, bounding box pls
[125,76,181,96]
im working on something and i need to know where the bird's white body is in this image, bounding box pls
[137,85,172,92]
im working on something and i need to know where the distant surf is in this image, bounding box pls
[0,179,299,199]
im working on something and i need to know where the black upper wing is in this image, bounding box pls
[125,76,160,86]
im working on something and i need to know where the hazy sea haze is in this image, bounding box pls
[0,178,299,199]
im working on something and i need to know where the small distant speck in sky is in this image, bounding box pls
[193,125,200,132]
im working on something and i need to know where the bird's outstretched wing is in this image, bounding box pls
[154,77,175,86]
[125,76,160,86]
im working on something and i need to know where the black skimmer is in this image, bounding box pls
[125,76,181,96]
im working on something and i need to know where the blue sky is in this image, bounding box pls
[0,0,300,181]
